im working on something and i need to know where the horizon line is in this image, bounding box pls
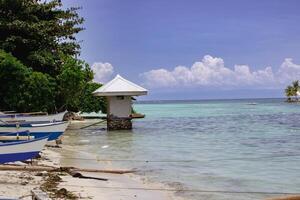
[135,97,286,102]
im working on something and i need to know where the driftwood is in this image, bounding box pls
[0,165,136,183]
[69,170,108,181]
[0,165,55,172]
[267,196,300,200]
[0,164,136,174]
[74,168,136,174]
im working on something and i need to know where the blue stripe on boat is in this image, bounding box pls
[0,121,65,127]
[0,132,62,141]
[0,130,29,136]
[0,151,40,163]
[0,136,48,163]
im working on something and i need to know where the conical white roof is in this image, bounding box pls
[93,75,148,96]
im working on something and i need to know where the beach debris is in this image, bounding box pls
[68,170,108,181]
[19,173,34,181]
[56,139,62,145]
[0,164,56,172]
[31,189,51,200]
[45,144,61,148]
[56,188,76,199]
[0,164,137,174]
[41,173,62,191]
[41,172,78,199]
[101,145,109,149]
[20,181,29,185]
[266,196,300,200]
[35,171,48,177]
[72,168,137,174]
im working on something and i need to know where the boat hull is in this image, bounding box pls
[0,136,48,163]
[0,111,67,122]
[0,122,68,141]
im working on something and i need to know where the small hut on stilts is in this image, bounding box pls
[93,75,147,130]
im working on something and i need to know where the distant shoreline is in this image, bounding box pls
[135,97,285,104]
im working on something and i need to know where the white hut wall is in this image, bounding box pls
[108,96,132,117]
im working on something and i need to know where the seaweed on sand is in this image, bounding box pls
[41,172,78,199]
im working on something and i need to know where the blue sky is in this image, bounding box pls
[63,0,300,100]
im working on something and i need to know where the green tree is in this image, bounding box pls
[24,72,56,112]
[0,50,29,110]
[0,0,108,113]
[285,80,300,102]
[79,82,107,113]
[0,50,56,112]
[56,56,93,111]
[0,0,83,76]
[292,80,300,101]
[285,85,294,102]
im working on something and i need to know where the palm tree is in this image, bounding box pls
[285,85,294,102]
[292,80,300,101]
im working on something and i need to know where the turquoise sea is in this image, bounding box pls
[65,98,300,200]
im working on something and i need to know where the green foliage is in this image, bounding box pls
[0,49,29,110]
[24,72,56,112]
[56,56,99,112]
[292,80,300,92]
[285,80,300,102]
[0,0,84,76]
[79,82,107,113]
[0,50,56,112]
[285,85,294,102]
[0,0,107,113]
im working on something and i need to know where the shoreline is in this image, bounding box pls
[0,120,182,200]
[49,141,182,200]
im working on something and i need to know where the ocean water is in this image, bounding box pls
[65,98,300,200]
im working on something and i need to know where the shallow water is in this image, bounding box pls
[64,98,300,200]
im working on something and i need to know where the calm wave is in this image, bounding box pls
[65,98,300,200]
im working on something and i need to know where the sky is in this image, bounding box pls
[63,0,300,100]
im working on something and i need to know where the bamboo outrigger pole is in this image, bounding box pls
[0,164,136,174]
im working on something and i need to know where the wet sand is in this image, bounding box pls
[48,143,180,200]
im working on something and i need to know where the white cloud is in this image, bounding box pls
[141,55,298,89]
[277,58,300,84]
[91,62,114,83]
[142,69,177,87]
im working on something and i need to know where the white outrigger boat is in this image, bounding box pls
[0,121,69,141]
[0,135,48,163]
[0,111,67,122]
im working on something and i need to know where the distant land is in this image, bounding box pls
[135,97,285,104]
